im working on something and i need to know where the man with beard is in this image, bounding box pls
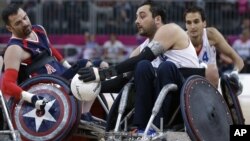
[78,1,203,135]
[0,3,108,128]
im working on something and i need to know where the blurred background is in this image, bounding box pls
[0,0,250,73]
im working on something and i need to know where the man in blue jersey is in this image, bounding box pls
[1,3,107,126]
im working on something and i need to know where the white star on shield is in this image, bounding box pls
[23,99,56,132]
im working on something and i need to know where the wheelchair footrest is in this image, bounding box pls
[79,119,106,130]
[74,128,100,139]
[77,120,106,138]
[153,131,191,141]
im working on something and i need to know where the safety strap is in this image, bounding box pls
[25,51,56,75]
[179,67,205,79]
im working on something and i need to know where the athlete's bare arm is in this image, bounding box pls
[153,23,190,51]
[207,27,244,71]
[4,45,30,71]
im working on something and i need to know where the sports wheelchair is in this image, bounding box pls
[101,74,245,141]
[0,70,245,141]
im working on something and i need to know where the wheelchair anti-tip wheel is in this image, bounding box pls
[9,74,82,141]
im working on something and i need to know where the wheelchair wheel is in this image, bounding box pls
[9,74,82,141]
[181,75,233,141]
[220,74,245,124]
[106,84,136,132]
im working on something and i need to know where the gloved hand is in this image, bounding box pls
[226,70,243,96]
[78,66,117,82]
[21,91,48,110]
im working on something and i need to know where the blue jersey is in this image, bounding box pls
[6,25,66,76]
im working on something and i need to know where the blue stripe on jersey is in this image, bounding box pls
[7,25,66,75]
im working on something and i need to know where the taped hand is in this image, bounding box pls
[78,66,117,82]
[21,91,48,110]
[226,70,243,96]
[78,67,101,82]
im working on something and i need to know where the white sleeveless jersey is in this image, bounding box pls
[198,29,217,64]
[139,38,200,68]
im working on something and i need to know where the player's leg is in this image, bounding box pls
[154,61,184,129]
[133,60,157,130]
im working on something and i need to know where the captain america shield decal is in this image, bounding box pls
[14,83,72,141]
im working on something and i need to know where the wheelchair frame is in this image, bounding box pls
[0,70,245,141]
[0,73,116,140]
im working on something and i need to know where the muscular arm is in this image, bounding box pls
[2,45,29,99]
[79,24,190,81]
[4,45,26,70]
[115,24,184,74]
[207,27,244,71]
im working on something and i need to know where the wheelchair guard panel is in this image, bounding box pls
[10,74,82,141]
[220,74,245,124]
[181,75,233,141]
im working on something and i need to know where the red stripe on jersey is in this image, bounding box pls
[196,47,202,56]
[51,46,63,62]
[23,39,28,49]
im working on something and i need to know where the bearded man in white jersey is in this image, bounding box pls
[184,6,244,88]
[78,1,206,134]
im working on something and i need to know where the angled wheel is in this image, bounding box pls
[220,74,245,124]
[10,74,82,141]
[181,75,233,141]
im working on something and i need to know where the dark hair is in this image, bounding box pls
[1,3,21,25]
[184,5,206,22]
[139,0,167,24]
